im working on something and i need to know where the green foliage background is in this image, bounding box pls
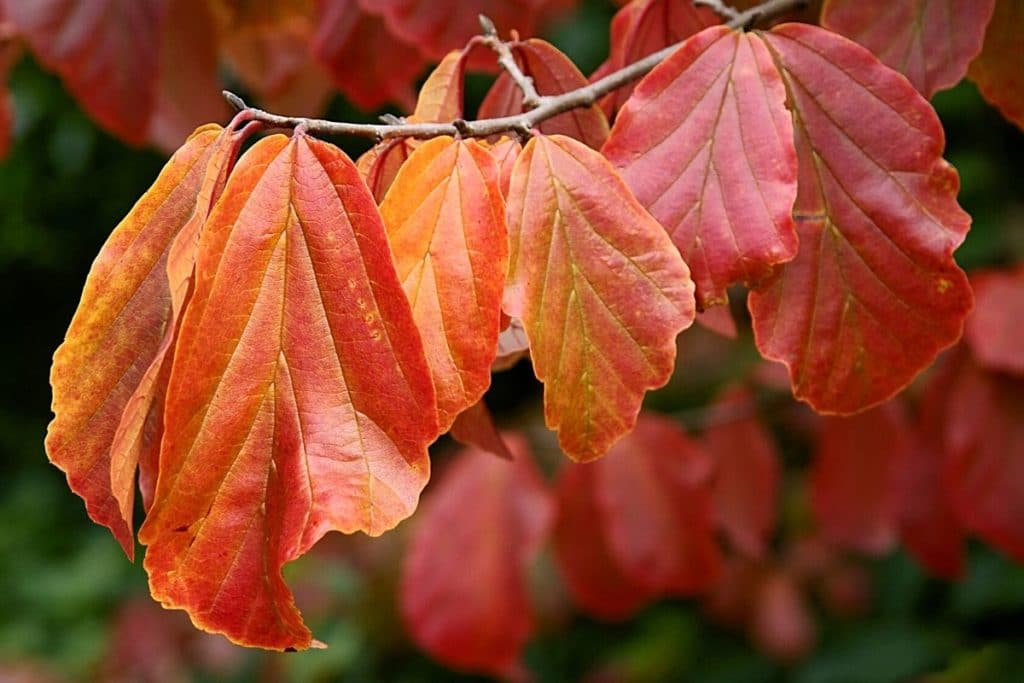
[1,3,1023,681]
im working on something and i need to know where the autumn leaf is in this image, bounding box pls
[449,400,513,460]
[400,434,554,676]
[604,25,798,309]
[703,386,780,559]
[594,413,722,593]
[969,0,1024,131]
[810,402,913,555]
[553,462,657,620]
[46,125,238,559]
[964,267,1024,376]
[380,137,508,430]
[139,133,439,650]
[479,39,610,149]
[749,24,973,414]
[312,0,425,111]
[7,0,161,144]
[409,48,469,123]
[492,316,529,371]
[488,136,522,198]
[504,134,695,461]
[821,0,996,98]
[594,0,719,116]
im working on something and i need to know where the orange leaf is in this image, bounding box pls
[704,387,780,559]
[400,434,554,676]
[504,134,695,461]
[479,39,609,149]
[750,24,973,414]
[381,137,509,430]
[139,133,439,650]
[604,25,798,309]
[409,48,469,123]
[356,138,415,202]
[969,0,1024,131]
[46,125,237,559]
[7,0,161,144]
[821,0,995,98]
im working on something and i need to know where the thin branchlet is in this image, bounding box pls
[224,0,807,142]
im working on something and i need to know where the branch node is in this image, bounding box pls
[222,90,248,113]
[478,14,497,37]
[452,118,471,138]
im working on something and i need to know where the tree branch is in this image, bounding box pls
[225,0,807,142]
[475,15,545,109]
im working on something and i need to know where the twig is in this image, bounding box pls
[694,0,742,23]
[476,15,545,109]
[224,0,807,142]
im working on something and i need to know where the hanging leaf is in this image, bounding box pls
[46,125,237,559]
[703,386,780,559]
[381,137,508,430]
[749,24,973,414]
[821,0,996,98]
[504,134,695,461]
[604,25,798,309]
[968,0,1024,131]
[7,0,161,144]
[596,0,719,116]
[810,402,913,555]
[400,434,554,676]
[488,136,522,198]
[553,462,656,620]
[595,413,722,593]
[312,0,425,110]
[479,38,609,149]
[140,133,439,650]
[449,400,513,460]
[964,267,1024,376]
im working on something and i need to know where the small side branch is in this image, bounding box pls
[477,15,544,109]
[694,0,742,23]
[224,0,807,142]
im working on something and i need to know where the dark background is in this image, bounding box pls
[2,2,1024,681]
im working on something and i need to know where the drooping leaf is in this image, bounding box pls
[964,267,1024,376]
[595,413,722,593]
[969,0,1024,131]
[488,136,521,198]
[479,39,609,149]
[821,0,996,98]
[596,0,719,116]
[360,0,546,62]
[504,134,695,461]
[749,24,973,414]
[7,0,161,144]
[400,434,554,676]
[380,137,508,430]
[604,25,798,309]
[944,355,1024,563]
[148,0,227,150]
[898,352,965,579]
[552,461,656,620]
[703,387,780,559]
[357,138,416,203]
[139,133,439,650]
[449,400,512,460]
[696,304,738,338]
[810,402,913,555]
[46,125,236,559]
[312,0,425,110]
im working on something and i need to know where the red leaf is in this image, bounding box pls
[139,133,438,650]
[944,355,1024,563]
[400,434,554,676]
[595,413,722,594]
[46,125,239,558]
[704,387,780,559]
[696,304,738,339]
[969,0,1024,131]
[449,400,513,460]
[897,353,965,579]
[148,0,227,150]
[357,138,415,203]
[312,0,426,111]
[360,0,546,62]
[7,0,161,144]
[821,0,995,98]
[552,462,656,620]
[597,0,719,116]
[604,25,798,309]
[810,401,913,555]
[749,24,973,414]
[503,135,695,461]
[964,267,1024,375]
[479,39,609,149]
[380,137,508,430]
[749,570,816,663]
